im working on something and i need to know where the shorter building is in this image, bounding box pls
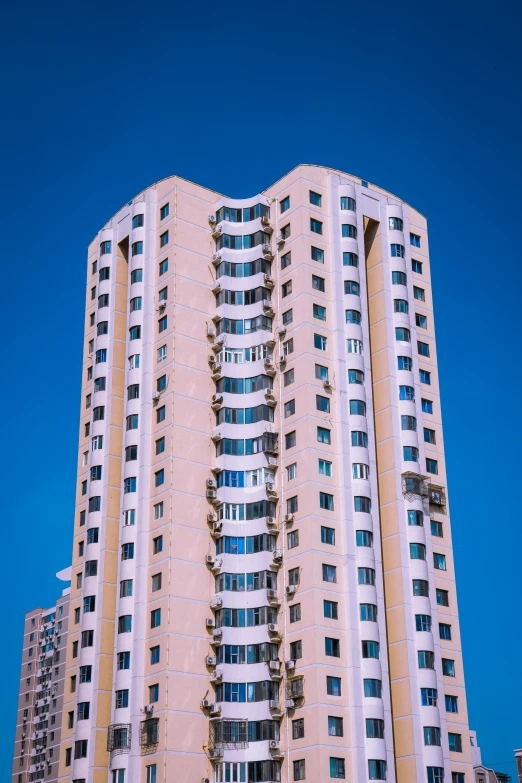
[11,569,70,783]
[472,731,516,783]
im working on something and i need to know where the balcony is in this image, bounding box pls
[107,724,131,756]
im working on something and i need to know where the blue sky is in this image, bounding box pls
[2,0,521,777]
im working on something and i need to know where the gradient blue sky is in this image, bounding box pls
[2,0,521,777]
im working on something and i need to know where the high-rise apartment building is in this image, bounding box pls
[13,165,475,783]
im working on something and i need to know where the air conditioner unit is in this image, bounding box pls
[268,623,278,634]
[285,698,296,709]
[201,699,212,709]
[152,391,161,401]
[202,778,211,783]
[206,618,215,629]
[286,585,297,596]
[209,747,223,759]
[261,215,270,226]
[276,234,285,245]
[211,668,223,681]
[323,379,332,390]
[266,482,275,492]
[212,282,222,295]
[208,215,217,224]
[268,699,280,711]
[211,521,223,537]
[206,478,217,489]
[158,299,167,310]
[207,326,216,339]
[210,595,222,608]
[214,333,226,346]
[205,554,216,566]
[211,393,223,409]
[267,456,277,467]
[264,388,275,400]
[284,513,295,525]
[264,274,274,287]
[144,704,154,715]
[206,489,217,500]
[269,660,281,672]
[212,225,223,238]
[212,627,223,640]
[273,549,283,561]
[269,740,281,750]
[206,655,217,667]
[267,589,278,600]
[212,252,222,265]
[279,354,286,364]
[262,244,273,258]
[211,363,222,378]
[209,703,221,716]
[285,660,295,671]
[266,516,276,527]
[276,325,286,337]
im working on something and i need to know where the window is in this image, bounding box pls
[282,309,293,325]
[431,520,443,537]
[413,579,429,597]
[124,477,136,494]
[131,268,143,284]
[439,623,452,640]
[160,231,168,247]
[124,509,135,526]
[155,469,165,487]
[317,427,331,444]
[340,196,355,211]
[157,345,167,362]
[392,270,407,285]
[312,274,325,292]
[445,695,458,713]
[153,536,163,554]
[401,415,417,431]
[146,765,157,783]
[389,217,403,231]
[324,600,338,619]
[421,687,438,706]
[412,259,423,274]
[395,327,410,342]
[362,640,380,659]
[360,603,377,621]
[310,218,323,234]
[391,244,405,258]
[448,733,462,752]
[100,241,111,255]
[156,437,165,455]
[151,608,161,628]
[418,650,435,669]
[426,458,438,474]
[325,637,340,657]
[121,543,134,561]
[159,258,168,275]
[292,718,305,739]
[283,338,294,357]
[403,446,419,462]
[410,232,421,247]
[321,526,335,545]
[356,529,373,547]
[394,298,409,313]
[293,759,306,781]
[416,313,427,329]
[74,740,88,759]
[368,761,387,780]
[290,640,302,660]
[314,334,327,350]
[366,719,385,738]
[418,341,430,357]
[420,369,431,385]
[316,395,330,413]
[348,369,364,384]
[410,543,426,560]
[152,573,162,592]
[285,463,297,482]
[326,676,341,696]
[160,203,169,220]
[310,190,322,206]
[284,368,294,386]
[282,528,298,553]
[87,527,99,544]
[281,251,291,269]
[287,496,298,514]
[330,758,345,779]
[424,726,441,746]
[285,431,296,449]
[408,510,423,526]
[326,717,344,740]
[413,285,425,301]
[399,385,415,401]
[354,496,371,513]
[157,406,166,422]
[131,241,143,256]
[280,196,290,213]
[282,280,292,298]
[364,679,382,698]
[415,614,432,632]
[150,645,160,664]
[349,400,366,416]
[346,309,361,324]
[129,325,141,340]
[313,303,326,320]
[318,459,332,477]
[322,564,337,583]
[344,280,360,295]
[311,246,324,263]
[158,316,167,332]
[434,552,446,571]
[98,293,109,308]
[422,398,433,414]
[342,223,357,239]
[289,604,301,623]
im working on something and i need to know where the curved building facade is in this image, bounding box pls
[12,165,474,783]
